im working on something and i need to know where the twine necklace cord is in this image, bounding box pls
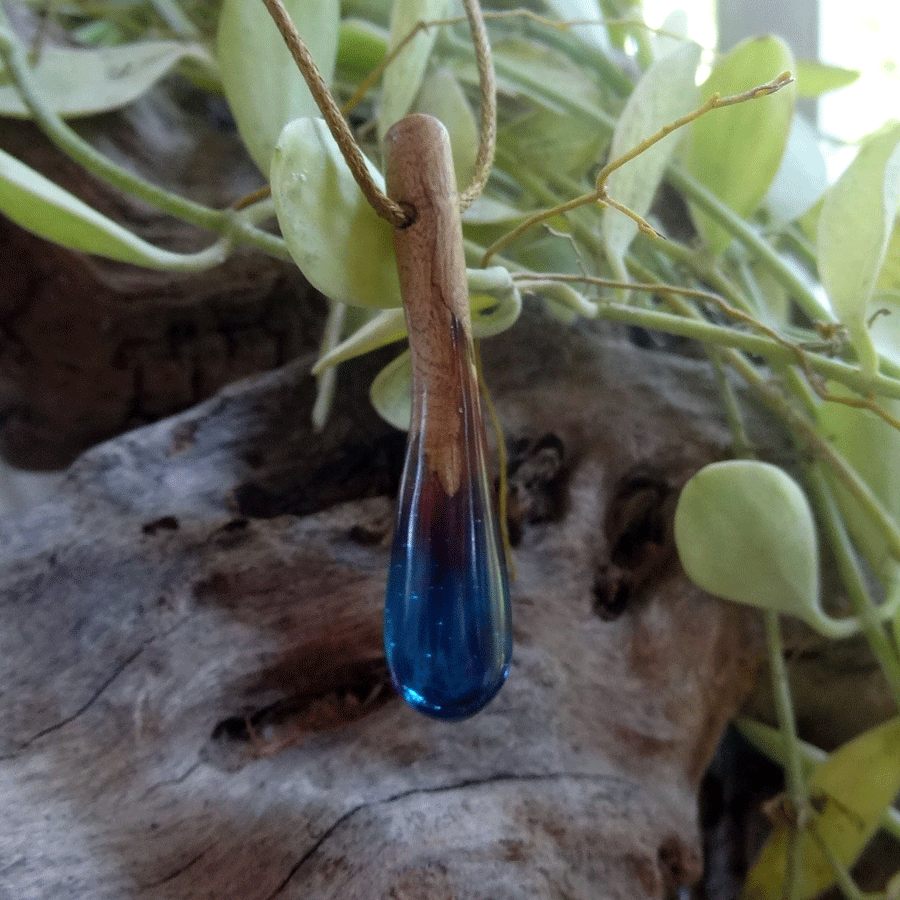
[457,0,496,212]
[260,0,496,224]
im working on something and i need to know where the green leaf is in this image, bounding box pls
[378,0,449,142]
[497,106,605,179]
[685,35,797,256]
[312,267,521,372]
[818,122,900,377]
[798,192,824,244]
[216,0,338,174]
[876,218,900,300]
[414,67,477,189]
[743,717,900,900]
[515,227,585,277]
[817,385,900,581]
[543,0,610,52]
[654,9,689,60]
[314,307,407,374]
[336,18,387,80]
[0,39,208,118]
[763,112,827,224]
[482,38,606,116]
[674,461,823,627]
[795,59,860,98]
[370,349,412,431]
[271,117,401,309]
[602,41,701,275]
[0,146,219,269]
[461,196,527,226]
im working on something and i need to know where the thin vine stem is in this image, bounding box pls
[708,348,755,458]
[807,819,870,900]
[481,72,793,266]
[312,301,348,431]
[0,12,291,263]
[0,14,224,231]
[764,608,809,900]
[519,273,900,404]
[806,467,900,709]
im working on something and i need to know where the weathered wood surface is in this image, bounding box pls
[0,306,767,899]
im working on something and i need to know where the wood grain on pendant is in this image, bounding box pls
[384,114,476,498]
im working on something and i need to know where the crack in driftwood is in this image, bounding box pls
[2,642,149,758]
[264,771,626,900]
[137,844,218,892]
[137,762,202,804]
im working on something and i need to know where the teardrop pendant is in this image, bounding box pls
[383,115,511,721]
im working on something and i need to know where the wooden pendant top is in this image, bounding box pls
[384,114,479,497]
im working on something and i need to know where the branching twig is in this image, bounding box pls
[481,72,794,266]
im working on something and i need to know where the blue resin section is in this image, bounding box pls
[385,438,511,721]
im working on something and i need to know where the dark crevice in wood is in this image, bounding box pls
[137,844,217,891]
[232,432,407,520]
[201,660,393,772]
[141,515,180,535]
[504,431,569,545]
[593,464,679,619]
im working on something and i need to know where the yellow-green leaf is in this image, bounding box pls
[497,106,605,179]
[818,122,900,377]
[876,219,900,299]
[271,117,401,309]
[336,18,387,80]
[0,146,219,269]
[0,39,209,118]
[216,0,338,174]
[602,41,701,274]
[764,113,827,224]
[743,717,900,900]
[378,0,448,142]
[371,349,412,430]
[414,67,477,188]
[795,59,860,98]
[674,461,824,627]
[685,35,796,256]
[818,386,900,582]
[543,0,610,52]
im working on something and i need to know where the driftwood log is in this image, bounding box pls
[1,300,770,900]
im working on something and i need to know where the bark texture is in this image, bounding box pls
[0,304,767,900]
